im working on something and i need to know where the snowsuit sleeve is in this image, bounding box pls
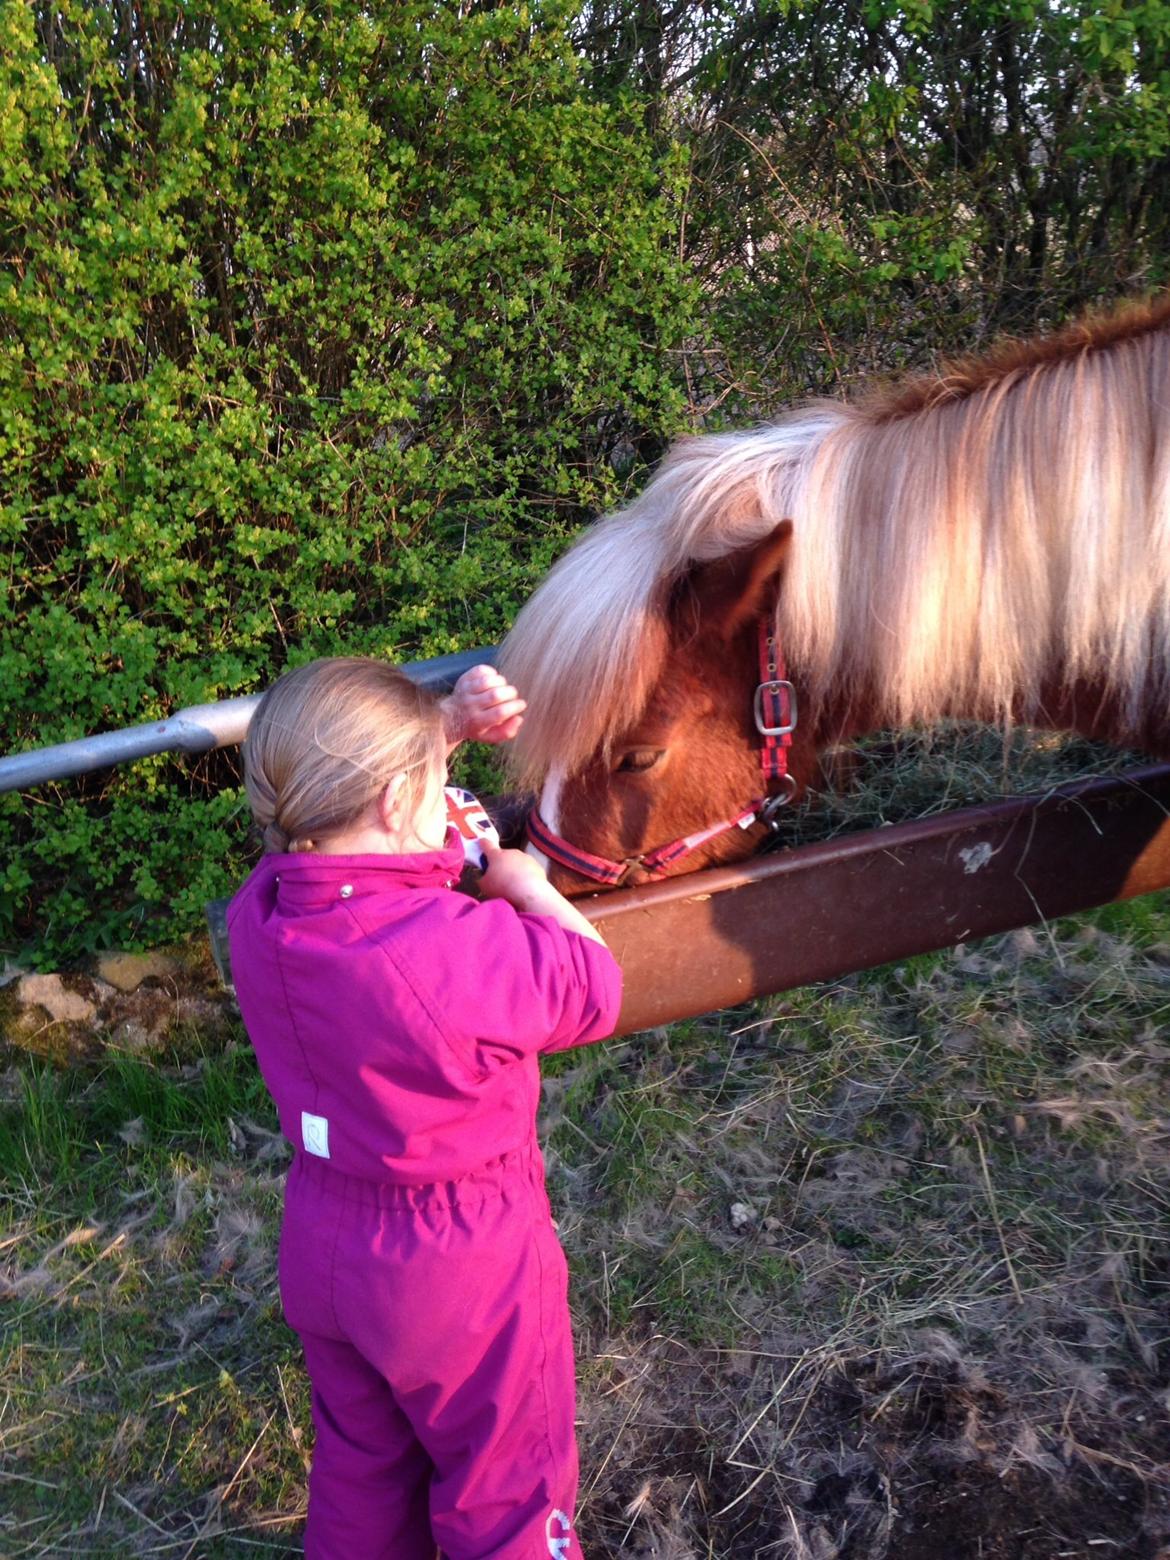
[408,894,623,1071]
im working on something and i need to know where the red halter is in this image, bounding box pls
[526,621,798,888]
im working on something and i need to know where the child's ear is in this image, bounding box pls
[376,773,410,832]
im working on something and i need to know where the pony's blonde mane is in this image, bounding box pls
[501,295,1170,787]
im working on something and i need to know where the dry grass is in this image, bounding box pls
[551,920,1170,1556]
[2,728,1169,1557]
[781,723,1146,844]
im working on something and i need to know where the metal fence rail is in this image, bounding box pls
[203,762,1170,1025]
[0,648,494,795]
[7,649,1170,1035]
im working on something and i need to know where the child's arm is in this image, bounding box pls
[478,845,605,946]
[440,665,526,754]
[424,844,621,1059]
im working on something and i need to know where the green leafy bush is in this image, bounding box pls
[10,0,1168,967]
[0,0,696,961]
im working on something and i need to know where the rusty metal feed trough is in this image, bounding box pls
[4,651,1170,1028]
[591,766,1170,1036]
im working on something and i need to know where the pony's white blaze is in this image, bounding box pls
[525,763,565,874]
[499,295,1170,787]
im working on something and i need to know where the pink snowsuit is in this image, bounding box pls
[228,832,621,1560]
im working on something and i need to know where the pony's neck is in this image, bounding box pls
[778,297,1170,751]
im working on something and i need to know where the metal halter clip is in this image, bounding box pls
[753,679,798,738]
[758,777,798,829]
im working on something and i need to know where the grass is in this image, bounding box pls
[2,728,1170,1557]
[0,1035,302,1557]
[779,722,1147,843]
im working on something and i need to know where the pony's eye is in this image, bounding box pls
[617,747,665,774]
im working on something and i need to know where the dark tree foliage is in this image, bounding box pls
[577,0,1170,408]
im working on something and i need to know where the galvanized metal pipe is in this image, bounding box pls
[0,647,496,795]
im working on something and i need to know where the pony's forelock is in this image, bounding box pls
[498,411,841,787]
[501,295,1170,781]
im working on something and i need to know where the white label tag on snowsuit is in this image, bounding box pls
[302,1112,330,1159]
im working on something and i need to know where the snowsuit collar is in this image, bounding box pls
[267,827,466,908]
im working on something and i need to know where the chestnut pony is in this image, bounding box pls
[499,295,1170,894]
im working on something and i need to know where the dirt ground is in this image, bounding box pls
[571,1333,1170,1559]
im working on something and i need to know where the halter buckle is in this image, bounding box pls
[614,856,646,887]
[753,679,797,738]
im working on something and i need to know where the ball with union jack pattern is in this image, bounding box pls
[444,786,501,871]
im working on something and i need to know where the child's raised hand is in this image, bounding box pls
[442,666,526,751]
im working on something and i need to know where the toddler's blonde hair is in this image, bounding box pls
[243,658,445,854]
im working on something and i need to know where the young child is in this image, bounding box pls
[227,656,622,1560]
